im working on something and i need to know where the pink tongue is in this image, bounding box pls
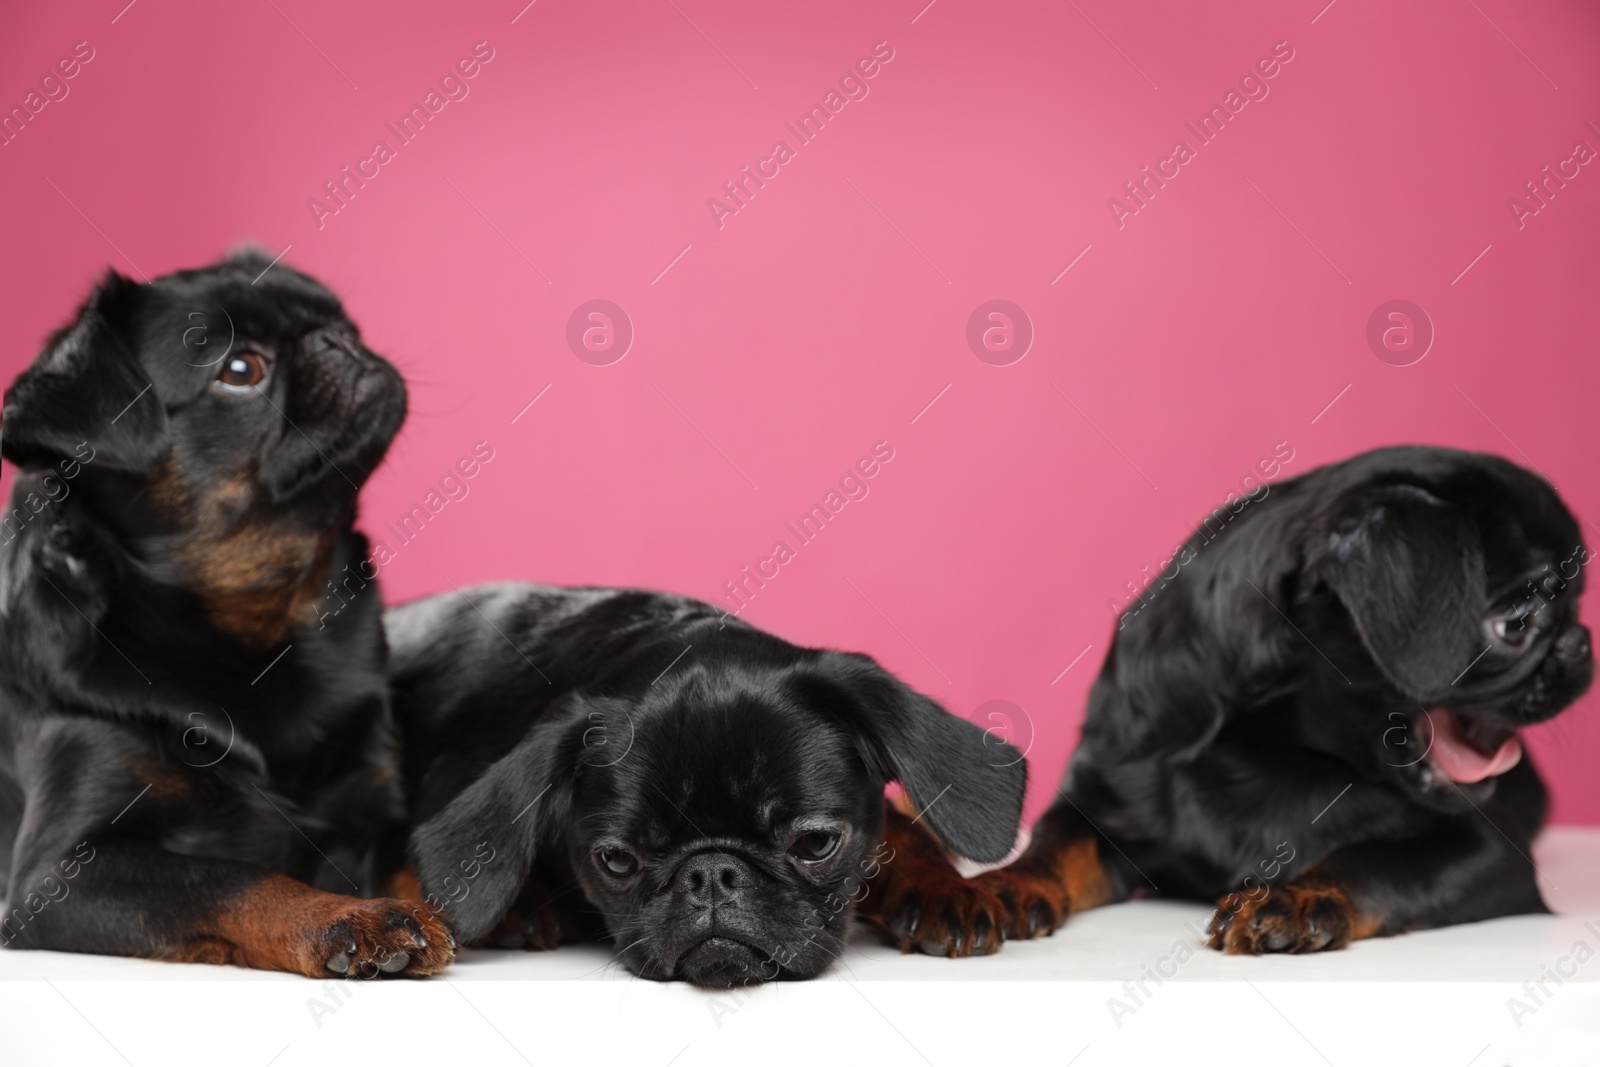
[1424,710,1523,783]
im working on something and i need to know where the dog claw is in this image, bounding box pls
[308,901,454,979]
[943,906,964,954]
[325,931,359,973]
[1028,902,1050,936]
[401,916,429,950]
[889,892,922,940]
[1209,884,1356,954]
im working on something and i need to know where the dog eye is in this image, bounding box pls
[790,831,840,863]
[1489,607,1545,648]
[598,848,638,877]
[214,353,267,392]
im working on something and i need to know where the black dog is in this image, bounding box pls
[974,446,1592,952]
[0,252,453,976]
[392,583,1026,986]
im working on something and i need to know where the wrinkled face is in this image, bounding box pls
[565,692,884,988]
[1378,506,1593,807]
[133,257,406,526]
[12,255,410,642]
[1399,546,1592,805]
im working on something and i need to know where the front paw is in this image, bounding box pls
[971,868,1072,941]
[1207,883,1354,954]
[877,872,1004,958]
[315,899,455,977]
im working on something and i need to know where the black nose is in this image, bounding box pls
[1556,624,1592,664]
[674,852,753,909]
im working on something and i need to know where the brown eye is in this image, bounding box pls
[215,353,266,391]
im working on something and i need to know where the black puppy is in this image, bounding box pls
[975,446,1592,952]
[392,583,1026,986]
[0,252,453,976]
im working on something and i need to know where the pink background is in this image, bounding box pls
[2,0,1597,824]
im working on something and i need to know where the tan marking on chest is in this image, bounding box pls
[152,461,334,648]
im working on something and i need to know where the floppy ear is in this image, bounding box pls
[804,653,1027,864]
[408,697,592,944]
[2,270,168,472]
[1319,483,1488,698]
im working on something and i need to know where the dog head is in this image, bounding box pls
[1,250,406,644]
[411,646,1026,987]
[1309,452,1593,806]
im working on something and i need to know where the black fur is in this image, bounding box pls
[994,445,1593,950]
[0,252,423,973]
[392,583,1026,986]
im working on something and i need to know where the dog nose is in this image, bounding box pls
[1556,624,1592,664]
[674,852,753,909]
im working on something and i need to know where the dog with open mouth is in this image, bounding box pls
[969,446,1592,953]
[0,251,453,977]
[390,583,1026,987]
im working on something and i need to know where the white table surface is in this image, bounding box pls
[2,826,1597,1066]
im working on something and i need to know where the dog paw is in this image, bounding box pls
[877,872,1004,958]
[314,899,455,977]
[1207,883,1354,954]
[476,883,572,952]
[971,868,1072,941]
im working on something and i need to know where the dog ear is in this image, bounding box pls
[2,270,168,473]
[803,652,1027,864]
[224,242,273,270]
[1319,483,1488,698]
[408,697,593,944]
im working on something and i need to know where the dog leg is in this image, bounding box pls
[972,800,1123,940]
[863,806,1006,958]
[3,843,455,978]
[1207,822,1545,954]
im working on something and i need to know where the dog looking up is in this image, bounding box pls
[0,252,453,977]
